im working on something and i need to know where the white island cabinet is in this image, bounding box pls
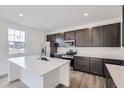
[8,55,70,88]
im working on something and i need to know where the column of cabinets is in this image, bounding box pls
[47,23,121,47]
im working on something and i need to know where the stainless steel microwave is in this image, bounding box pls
[64,40,75,47]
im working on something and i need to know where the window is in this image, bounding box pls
[8,28,26,55]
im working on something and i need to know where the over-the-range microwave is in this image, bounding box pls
[64,40,75,47]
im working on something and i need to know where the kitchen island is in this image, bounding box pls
[8,55,70,88]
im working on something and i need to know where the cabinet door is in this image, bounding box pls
[51,34,56,42]
[75,30,83,47]
[75,29,91,47]
[90,58,103,75]
[47,34,56,42]
[123,6,124,46]
[103,23,120,47]
[47,35,51,41]
[55,33,64,47]
[91,26,104,47]
[64,31,75,40]
[74,56,90,72]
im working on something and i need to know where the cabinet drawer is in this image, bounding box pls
[74,56,90,72]
[74,56,89,61]
[74,56,89,66]
[74,64,89,72]
[75,59,89,66]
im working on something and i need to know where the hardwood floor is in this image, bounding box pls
[0,69,106,88]
[69,70,106,88]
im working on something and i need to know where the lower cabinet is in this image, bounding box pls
[90,58,103,75]
[74,56,124,76]
[74,56,90,72]
[53,54,62,58]
[74,56,103,75]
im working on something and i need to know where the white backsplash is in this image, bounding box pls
[57,47,124,56]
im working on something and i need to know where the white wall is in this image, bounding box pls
[46,17,121,35]
[57,47,124,56]
[0,18,44,75]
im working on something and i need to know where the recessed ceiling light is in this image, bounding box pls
[18,13,24,17]
[46,25,49,28]
[84,13,88,16]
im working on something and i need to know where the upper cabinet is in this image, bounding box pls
[75,29,91,47]
[103,23,120,47]
[55,33,64,47]
[46,23,121,47]
[47,34,56,42]
[91,26,104,47]
[91,23,120,47]
[122,5,124,46]
[64,31,75,40]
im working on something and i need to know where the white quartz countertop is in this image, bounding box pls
[74,53,124,60]
[8,55,70,76]
[105,64,124,88]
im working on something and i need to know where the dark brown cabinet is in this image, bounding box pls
[64,31,75,40]
[90,58,103,75]
[55,33,64,47]
[74,56,90,72]
[104,59,123,65]
[75,29,91,47]
[91,26,104,47]
[74,56,124,76]
[46,35,51,41]
[103,23,120,47]
[47,34,56,42]
[46,23,120,47]
[122,6,124,46]
[53,54,62,58]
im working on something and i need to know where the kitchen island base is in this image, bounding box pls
[8,56,70,88]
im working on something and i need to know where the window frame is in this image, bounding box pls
[8,28,26,57]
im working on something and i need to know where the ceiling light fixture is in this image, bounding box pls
[18,13,24,17]
[46,25,49,28]
[84,13,88,16]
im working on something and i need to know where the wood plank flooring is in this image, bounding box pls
[0,69,106,88]
[69,70,106,88]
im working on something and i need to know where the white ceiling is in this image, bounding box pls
[0,5,122,31]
